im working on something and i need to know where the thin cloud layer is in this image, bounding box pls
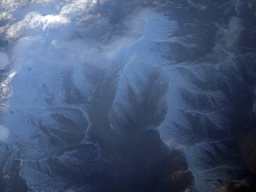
[0,125,9,142]
[214,16,244,53]
[0,52,9,69]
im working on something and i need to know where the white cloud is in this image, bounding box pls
[0,0,105,40]
[31,0,57,4]
[41,14,71,29]
[0,11,12,20]
[0,0,29,12]
[4,12,70,39]
[59,0,99,18]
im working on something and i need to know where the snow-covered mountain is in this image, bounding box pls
[0,0,256,191]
